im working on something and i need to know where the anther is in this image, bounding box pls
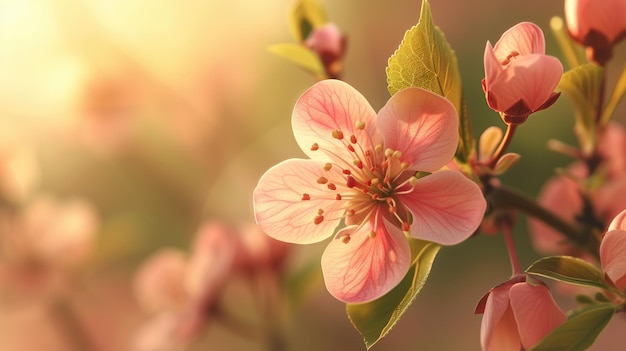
[332,129,344,140]
[324,163,332,171]
[317,176,328,184]
[314,215,324,225]
[342,169,351,175]
[385,148,394,157]
[342,235,351,244]
[392,150,402,158]
[402,222,410,231]
[335,194,342,200]
[317,209,324,215]
[347,144,356,152]
[311,143,319,151]
[327,183,337,190]
[369,231,377,239]
[372,194,379,200]
[301,193,311,201]
[355,121,365,130]
[400,162,410,170]
[350,135,357,144]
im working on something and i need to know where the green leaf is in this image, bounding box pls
[558,64,605,155]
[267,43,326,78]
[346,239,440,349]
[530,303,615,351]
[289,0,327,42]
[385,0,472,164]
[600,63,626,125]
[526,256,609,290]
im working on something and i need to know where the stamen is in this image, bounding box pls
[332,129,344,140]
[314,215,324,225]
[350,135,357,144]
[355,121,365,130]
[335,194,342,200]
[369,231,376,239]
[327,183,337,190]
[346,176,356,188]
[402,222,410,231]
[317,176,328,184]
[347,144,356,152]
[324,163,332,171]
[317,209,324,215]
[311,143,319,151]
[342,235,351,243]
[342,169,351,175]
[302,193,311,201]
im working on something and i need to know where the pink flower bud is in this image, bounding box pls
[476,278,566,351]
[304,23,347,79]
[565,0,626,65]
[482,22,563,124]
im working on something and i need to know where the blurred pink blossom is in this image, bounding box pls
[304,23,347,79]
[600,209,626,292]
[253,79,486,303]
[0,195,98,300]
[482,22,562,124]
[529,123,626,257]
[475,278,566,351]
[565,0,626,65]
[133,221,240,351]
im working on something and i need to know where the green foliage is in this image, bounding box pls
[558,64,605,155]
[526,256,609,290]
[600,63,626,125]
[289,0,327,42]
[529,303,616,351]
[267,43,326,79]
[346,238,440,349]
[385,0,473,165]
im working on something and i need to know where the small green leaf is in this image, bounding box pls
[267,43,326,78]
[600,63,626,125]
[346,238,440,349]
[558,64,605,154]
[386,0,473,165]
[493,152,521,176]
[289,0,327,42]
[530,303,615,351]
[526,256,609,290]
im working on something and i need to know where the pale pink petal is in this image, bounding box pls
[481,285,520,351]
[600,229,626,291]
[401,170,486,245]
[493,22,546,59]
[253,159,346,244]
[377,87,458,172]
[528,164,585,255]
[483,42,502,91]
[320,216,411,303]
[509,283,566,349]
[565,0,626,44]
[488,55,563,113]
[291,79,380,163]
[608,209,626,231]
[185,222,239,304]
[134,249,188,313]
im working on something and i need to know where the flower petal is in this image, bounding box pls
[401,170,486,245]
[320,215,411,303]
[493,22,546,58]
[481,285,520,351]
[509,283,566,350]
[488,54,563,113]
[253,159,345,244]
[600,229,626,291]
[291,79,380,163]
[377,87,459,172]
[608,209,626,231]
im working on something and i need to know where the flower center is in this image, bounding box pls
[500,50,520,66]
[302,121,416,232]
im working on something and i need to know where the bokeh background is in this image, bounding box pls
[0,0,624,350]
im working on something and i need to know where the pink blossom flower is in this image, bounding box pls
[482,22,563,124]
[565,0,626,65]
[475,278,566,351]
[529,123,626,257]
[253,80,486,303]
[133,222,241,351]
[600,209,626,292]
[304,23,347,79]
